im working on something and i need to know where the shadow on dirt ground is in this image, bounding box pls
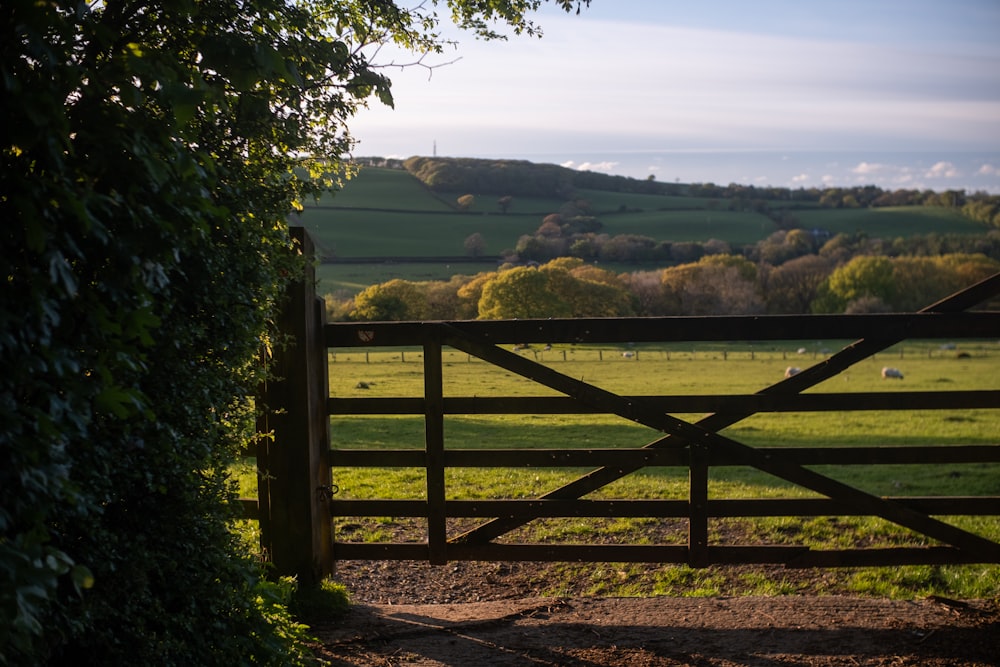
[308,595,999,666]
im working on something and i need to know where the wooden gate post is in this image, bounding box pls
[258,226,333,584]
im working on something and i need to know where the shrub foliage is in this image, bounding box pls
[2,0,591,663]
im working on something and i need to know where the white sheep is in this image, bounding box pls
[881,367,904,379]
[784,366,801,378]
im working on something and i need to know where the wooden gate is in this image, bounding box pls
[251,228,1000,583]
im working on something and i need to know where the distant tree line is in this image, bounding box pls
[507,201,1000,266]
[397,156,1000,229]
[327,234,1000,321]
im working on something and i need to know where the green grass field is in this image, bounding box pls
[307,167,454,211]
[792,206,984,237]
[299,207,535,257]
[599,208,775,244]
[237,341,1000,598]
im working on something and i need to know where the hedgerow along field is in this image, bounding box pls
[300,165,988,295]
[308,339,1000,599]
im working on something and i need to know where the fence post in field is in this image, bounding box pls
[258,226,333,584]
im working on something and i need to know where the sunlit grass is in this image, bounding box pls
[244,340,1000,599]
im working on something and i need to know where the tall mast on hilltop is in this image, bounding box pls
[433,140,437,157]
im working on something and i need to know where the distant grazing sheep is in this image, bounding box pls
[881,367,904,379]
[622,351,635,358]
[784,367,801,378]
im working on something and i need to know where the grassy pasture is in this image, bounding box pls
[436,191,568,215]
[298,207,537,257]
[793,205,985,237]
[316,342,1000,598]
[575,188,721,212]
[306,167,453,211]
[599,209,775,244]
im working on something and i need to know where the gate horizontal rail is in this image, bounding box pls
[329,445,1000,468]
[326,312,1000,347]
[331,497,1000,518]
[329,390,1000,414]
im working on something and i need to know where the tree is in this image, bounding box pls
[2,0,591,662]
[761,254,835,313]
[457,194,476,210]
[541,265,634,317]
[456,271,498,318]
[498,195,514,214]
[351,279,427,321]
[661,260,764,315]
[478,267,572,319]
[891,254,1000,312]
[464,232,487,257]
[821,256,896,312]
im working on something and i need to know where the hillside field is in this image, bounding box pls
[299,165,988,295]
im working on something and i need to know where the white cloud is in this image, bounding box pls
[792,173,810,183]
[851,162,887,175]
[564,160,619,173]
[978,163,999,175]
[925,161,960,179]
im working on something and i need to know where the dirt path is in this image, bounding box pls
[310,595,998,666]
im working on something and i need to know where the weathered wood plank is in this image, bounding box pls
[329,391,1000,415]
[237,498,260,520]
[689,443,710,567]
[326,312,1000,347]
[329,496,1000,519]
[259,228,333,583]
[328,446,1000,468]
[424,342,447,565]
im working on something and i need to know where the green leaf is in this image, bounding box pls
[71,565,95,592]
[94,386,138,419]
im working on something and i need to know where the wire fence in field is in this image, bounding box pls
[328,342,995,365]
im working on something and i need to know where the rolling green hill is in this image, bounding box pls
[297,160,992,294]
[297,166,785,259]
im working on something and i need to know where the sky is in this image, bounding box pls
[346,0,1000,192]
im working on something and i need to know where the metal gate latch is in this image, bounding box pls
[316,484,339,501]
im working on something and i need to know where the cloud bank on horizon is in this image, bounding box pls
[347,0,1000,192]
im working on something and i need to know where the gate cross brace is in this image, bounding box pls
[446,272,1000,561]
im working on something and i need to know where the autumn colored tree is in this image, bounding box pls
[661,256,763,315]
[761,255,835,313]
[542,265,635,317]
[351,279,428,321]
[479,267,572,319]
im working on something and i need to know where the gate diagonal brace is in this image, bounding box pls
[441,325,1000,561]
[444,272,1000,561]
